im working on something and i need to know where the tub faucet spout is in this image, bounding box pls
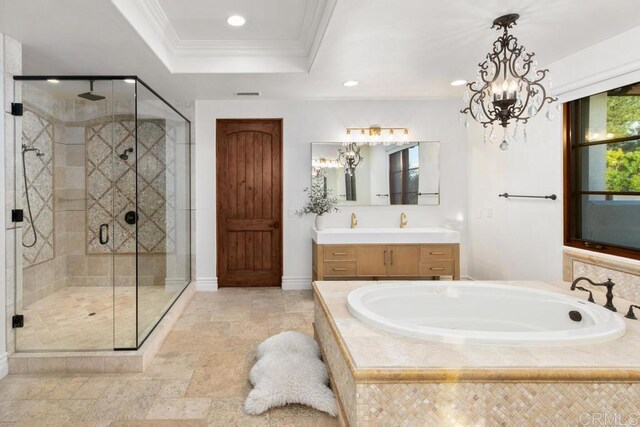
[570,277,617,312]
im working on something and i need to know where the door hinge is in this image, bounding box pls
[11,209,24,223]
[10,102,23,116]
[12,315,24,328]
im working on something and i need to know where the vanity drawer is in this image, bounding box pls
[323,261,357,276]
[323,246,357,262]
[420,260,455,276]
[421,245,454,260]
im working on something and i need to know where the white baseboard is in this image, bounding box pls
[282,276,312,290]
[0,352,8,379]
[196,277,218,291]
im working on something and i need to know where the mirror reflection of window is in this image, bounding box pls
[389,145,420,205]
[345,172,357,201]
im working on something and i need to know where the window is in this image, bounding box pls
[565,82,640,259]
[389,145,420,205]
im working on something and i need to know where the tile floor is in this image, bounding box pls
[16,286,180,350]
[0,288,340,426]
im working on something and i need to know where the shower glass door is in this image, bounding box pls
[12,78,135,351]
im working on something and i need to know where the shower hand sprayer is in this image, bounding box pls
[21,144,45,248]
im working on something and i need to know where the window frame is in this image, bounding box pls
[563,100,640,260]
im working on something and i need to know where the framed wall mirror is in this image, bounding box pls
[311,142,440,206]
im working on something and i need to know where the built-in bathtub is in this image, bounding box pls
[347,282,626,346]
[314,280,640,426]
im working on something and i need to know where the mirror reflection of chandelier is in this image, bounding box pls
[337,142,363,176]
[344,126,410,146]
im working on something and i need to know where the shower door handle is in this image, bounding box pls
[99,224,109,245]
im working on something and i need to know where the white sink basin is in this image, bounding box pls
[311,227,460,244]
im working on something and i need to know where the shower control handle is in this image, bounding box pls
[124,211,138,225]
[99,224,109,245]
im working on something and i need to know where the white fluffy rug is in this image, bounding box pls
[244,331,337,417]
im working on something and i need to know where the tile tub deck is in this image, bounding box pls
[313,280,640,426]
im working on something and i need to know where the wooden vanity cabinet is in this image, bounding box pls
[312,242,459,281]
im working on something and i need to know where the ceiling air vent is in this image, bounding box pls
[234,91,261,97]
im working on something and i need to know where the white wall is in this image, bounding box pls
[466,26,640,281]
[195,99,468,289]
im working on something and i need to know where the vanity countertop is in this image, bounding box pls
[311,227,460,245]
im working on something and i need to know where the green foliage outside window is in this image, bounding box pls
[605,96,640,191]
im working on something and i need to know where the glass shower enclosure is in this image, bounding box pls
[11,76,191,351]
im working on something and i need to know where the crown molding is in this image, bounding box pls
[111,0,336,73]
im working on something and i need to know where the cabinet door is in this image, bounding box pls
[388,245,421,276]
[357,245,389,276]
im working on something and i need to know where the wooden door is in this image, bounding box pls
[388,245,421,277]
[216,119,283,287]
[356,245,389,277]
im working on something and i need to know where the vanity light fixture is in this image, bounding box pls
[227,15,246,27]
[344,126,410,146]
[460,13,557,150]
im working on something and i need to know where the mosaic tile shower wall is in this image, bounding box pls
[21,108,55,267]
[86,119,175,254]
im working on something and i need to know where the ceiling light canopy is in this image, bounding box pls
[450,80,467,87]
[227,15,246,27]
[343,80,359,87]
[460,13,558,150]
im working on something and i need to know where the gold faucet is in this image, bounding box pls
[351,212,358,229]
[400,212,408,228]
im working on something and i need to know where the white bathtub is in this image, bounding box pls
[347,282,627,346]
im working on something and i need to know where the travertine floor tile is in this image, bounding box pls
[1,289,336,425]
[145,398,211,420]
[17,399,95,426]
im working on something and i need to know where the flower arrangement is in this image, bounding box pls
[297,183,339,216]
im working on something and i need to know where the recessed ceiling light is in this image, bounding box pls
[343,80,359,87]
[124,79,136,84]
[227,15,246,27]
[47,79,59,84]
[450,79,467,86]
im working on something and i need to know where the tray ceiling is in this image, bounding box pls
[111,0,336,73]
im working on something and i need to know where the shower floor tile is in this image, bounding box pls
[16,286,179,351]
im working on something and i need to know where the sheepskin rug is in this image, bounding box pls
[244,331,337,416]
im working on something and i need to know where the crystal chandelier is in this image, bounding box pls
[460,13,558,150]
